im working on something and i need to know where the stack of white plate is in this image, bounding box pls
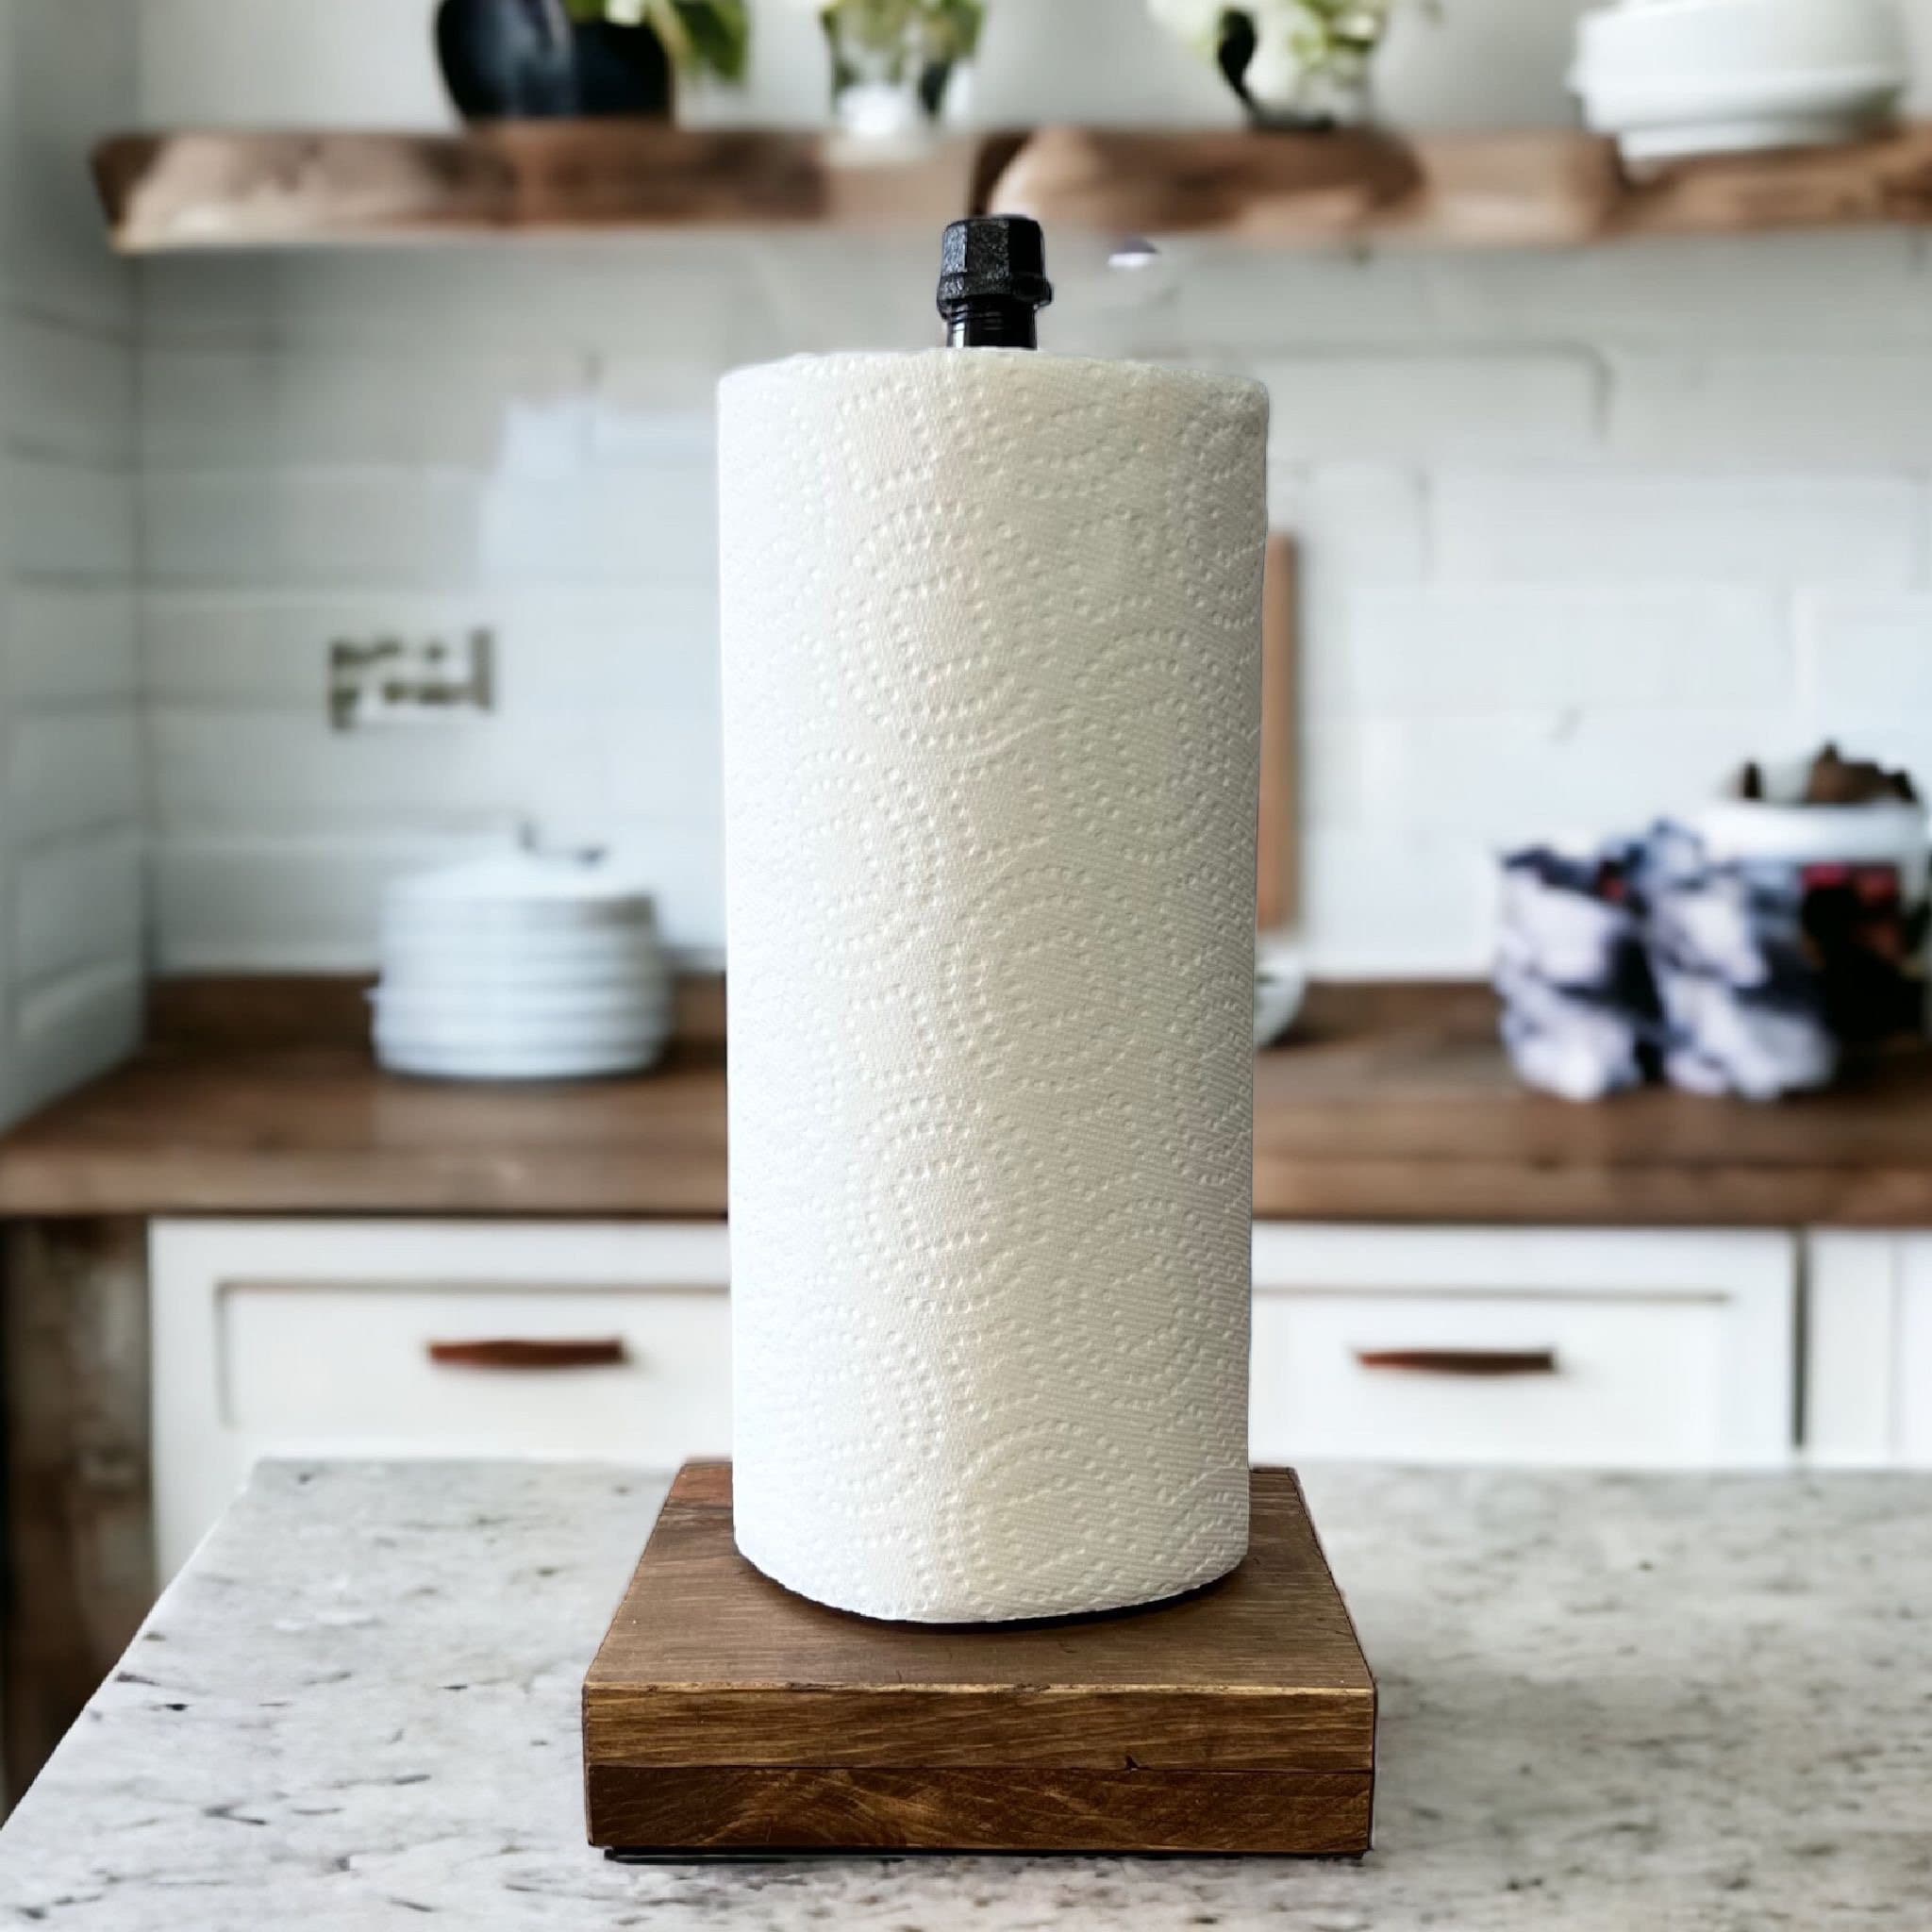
[372,852,673,1082]
[1573,0,1908,165]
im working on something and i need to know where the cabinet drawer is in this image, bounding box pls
[220,1281,728,1457]
[153,1221,730,1574]
[1252,1225,1795,1471]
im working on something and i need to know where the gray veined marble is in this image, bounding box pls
[3,1460,1931,1930]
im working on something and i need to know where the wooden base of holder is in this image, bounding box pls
[583,1463,1376,1857]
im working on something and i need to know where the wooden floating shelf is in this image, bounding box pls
[93,121,1932,255]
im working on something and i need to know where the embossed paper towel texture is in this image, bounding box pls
[720,350,1268,1622]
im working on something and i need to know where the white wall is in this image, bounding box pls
[118,0,1932,979]
[0,0,140,1124]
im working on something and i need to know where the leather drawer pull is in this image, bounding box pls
[1355,1347,1559,1378]
[428,1338,629,1372]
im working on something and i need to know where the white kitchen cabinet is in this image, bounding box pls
[1806,1232,1932,1468]
[1252,1225,1798,1471]
[154,1217,1802,1578]
[150,1220,732,1575]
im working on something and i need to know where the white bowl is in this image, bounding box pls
[1573,0,1907,159]
[1578,0,1905,84]
[1698,797,1929,877]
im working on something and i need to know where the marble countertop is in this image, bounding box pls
[3,1460,1929,1931]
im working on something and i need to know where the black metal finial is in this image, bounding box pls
[938,216,1054,349]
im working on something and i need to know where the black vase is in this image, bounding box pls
[436,0,580,121]
[573,21,674,118]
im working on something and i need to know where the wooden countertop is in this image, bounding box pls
[4,979,1932,1226]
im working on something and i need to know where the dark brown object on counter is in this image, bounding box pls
[1732,743,1920,807]
[1802,744,1918,808]
[583,1462,1375,1857]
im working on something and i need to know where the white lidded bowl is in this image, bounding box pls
[381,850,661,937]
[1573,0,1907,160]
[374,1035,665,1083]
[374,846,673,1081]
[1698,797,1929,878]
[372,984,674,1030]
[377,939,671,995]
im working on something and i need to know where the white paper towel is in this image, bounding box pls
[720,349,1268,1623]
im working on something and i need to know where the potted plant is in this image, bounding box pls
[437,0,749,122]
[797,0,987,141]
[1149,0,1395,129]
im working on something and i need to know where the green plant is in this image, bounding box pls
[813,0,986,91]
[563,0,752,82]
[1151,0,1397,118]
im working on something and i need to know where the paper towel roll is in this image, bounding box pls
[720,349,1268,1623]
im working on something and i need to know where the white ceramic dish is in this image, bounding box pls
[377,948,670,995]
[374,849,674,1079]
[374,1036,663,1083]
[1698,797,1929,876]
[1573,0,1907,160]
[381,901,658,941]
[372,985,672,1028]
[1578,0,1905,81]
[1255,943,1308,1050]
[381,851,660,938]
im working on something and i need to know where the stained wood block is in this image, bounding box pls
[583,1463,1375,1857]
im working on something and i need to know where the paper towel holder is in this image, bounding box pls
[939,214,1054,348]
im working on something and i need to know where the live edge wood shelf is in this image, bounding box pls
[92,121,1932,255]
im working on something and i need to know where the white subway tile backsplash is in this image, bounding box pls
[140,347,592,471]
[258,241,778,360]
[14,958,142,1117]
[144,591,500,707]
[1258,353,1601,461]
[8,319,136,464]
[155,824,724,970]
[497,588,721,714]
[1341,587,1792,715]
[1607,353,1932,469]
[8,711,142,843]
[1434,473,1924,587]
[479,463,717,588]
[14,828,142,983]
[1300,828,1498,980]
[154,834,502,973]
[1360,708,1804,843]
[1425,234,1932,348]
[135,257,275,351]
[148,710,605,836]
[745,233,941,356]
[1269,463,1431,585]
[8,458,137,583]
[1797,591,1932,713]
[144,471,490,588]
[1173,250,1441,355]
[7,588,138,705]
[67,185,1932,986]
[602,711,724,826]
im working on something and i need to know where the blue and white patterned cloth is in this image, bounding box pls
[1498,825,1840,1104]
